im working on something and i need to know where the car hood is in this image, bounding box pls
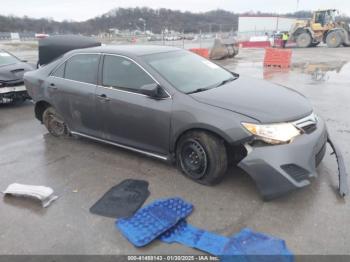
[0,62,34,83]
[190,76,313,123]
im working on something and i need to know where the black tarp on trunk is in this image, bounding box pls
[38,35,101,66]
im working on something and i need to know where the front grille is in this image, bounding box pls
[281,164,309,182]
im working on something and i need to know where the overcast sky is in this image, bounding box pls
[1,0,349,21]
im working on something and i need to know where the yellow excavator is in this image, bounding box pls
[289,9,350,48]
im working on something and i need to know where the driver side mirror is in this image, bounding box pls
[140,83,168,99]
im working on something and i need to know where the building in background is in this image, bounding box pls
[238,16,296,41]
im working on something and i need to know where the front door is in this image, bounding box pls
[95,54,172,155]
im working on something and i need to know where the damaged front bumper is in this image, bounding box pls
[0,84,30,101]
[238,117,348,200]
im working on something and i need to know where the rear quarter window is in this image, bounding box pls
[52,62,66,78]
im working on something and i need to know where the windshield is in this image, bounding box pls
[0,51,20,66]
[143,50,236,93]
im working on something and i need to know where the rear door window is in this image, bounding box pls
[102,55,154,92]
[65,54,100,85]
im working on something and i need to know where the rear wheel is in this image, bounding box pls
[176,131,228,185]
[296,32,312,48]
[42,107,69,137]
[326,31,342,48]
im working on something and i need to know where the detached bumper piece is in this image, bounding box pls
[327,137,349,197]
[3,183,58,208]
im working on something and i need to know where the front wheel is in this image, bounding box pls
[42,107,69,137]
[176,131,228,185]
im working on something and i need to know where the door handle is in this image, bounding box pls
[97,94,110,102]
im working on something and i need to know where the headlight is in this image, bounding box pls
[242,122,301,145]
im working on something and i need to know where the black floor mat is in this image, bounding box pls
[89,179,150,218]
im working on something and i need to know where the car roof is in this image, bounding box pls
[69,45,182,57]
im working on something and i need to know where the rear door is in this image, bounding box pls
[95,54,172,155]
[48,53,100,136]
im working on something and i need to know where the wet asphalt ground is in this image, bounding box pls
[1,44,350,255]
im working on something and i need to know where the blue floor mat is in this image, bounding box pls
[116,197,293,261]
[221,228,293,262]
[160,221,292,261]
[160,219,228,256]
[116,197,193,247]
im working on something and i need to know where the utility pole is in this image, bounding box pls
[296,0,300,11]
[182,29,185,49]
[139,18,146,34]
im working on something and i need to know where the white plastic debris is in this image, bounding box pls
[3,183,58,208]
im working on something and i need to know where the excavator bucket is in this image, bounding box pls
[209,38,239,60]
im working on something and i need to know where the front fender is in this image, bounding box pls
[170,123,242,152]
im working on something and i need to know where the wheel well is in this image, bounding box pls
[323,31,330,43]
[35,101,52,122]
[327,29,343,37]
[293,28,310,37]
[173,128,247,165]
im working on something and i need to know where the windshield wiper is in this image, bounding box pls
[187,74,239,94]
[186,88,211,94]
[216,77,236,87]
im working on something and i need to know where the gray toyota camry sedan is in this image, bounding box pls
[24,45,348,200]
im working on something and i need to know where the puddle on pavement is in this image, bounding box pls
[262,61,350,84]
[221,58,350,85]
[291,61,349,83]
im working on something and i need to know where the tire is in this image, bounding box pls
[343,30,350,46]
[326,31,342,48]
[296,32,312,48]
[176,131,228,185]
[42,107,69,137]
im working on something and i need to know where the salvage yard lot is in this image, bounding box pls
[1,45,350,255]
